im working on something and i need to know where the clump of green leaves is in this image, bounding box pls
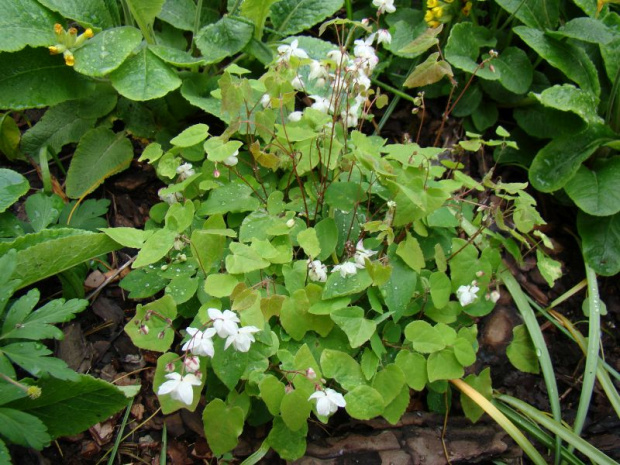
[108,15,551,461]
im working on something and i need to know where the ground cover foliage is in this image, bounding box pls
[0,0,619,463]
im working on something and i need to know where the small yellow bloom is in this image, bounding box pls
[84,28,94,38]
[27,386,42,399]
[462,1,473,15]
[424,10,435,22]
[68,27,78,35]
[444,0,454,3]
[48,45,60,54]
[63,51,75,66]
[54,23,63,34]
[428,20,441,28]
[427,0,439,8]
[432,6,444,18]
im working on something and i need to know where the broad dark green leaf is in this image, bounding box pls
[2,342,78,380]
[5,375,131,438]
[494,0,559,29]
[565,158,620,216]
[494,47,533,94]
[37,0,115,29]
[578,211,620,276]
[158,0,196,30]
[532,84,601,124]
[548,17,615,44]
[529,124,616,192]
[0,0,60,52]
[0,48,94,110]
[65,127,133,199]
[0,408,50,449]
[445,23,498,80]
[74,27,143,77]
[0,169,28,213]
[110,47,181,101]
[241,0,278,38]
[0,113,22,160]
[270,0,344,36]
[267,417,307,461]
[514,26,600,97]
[195,17,254,64]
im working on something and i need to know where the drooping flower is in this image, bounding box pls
[308,388,346,416]
[310,95,331,114]
[308,60,329,82]
[332,261,361,278]
[372,0,396,14]
[225,326,260,352]
[308,259,328,282]
[354,240,377,267]
[376,29,392,45]
[208,308,240,338]
[291,75,305,90]
[277,39,308,63]
[176,162,195,180]
[157,372,202,405]
[288,111,303,122]
[223,149,239,167]
[456,282,480,306]
[158,188,182,205]
[260,93,272,108]
[182,327,217,357]
[183,355,200,373]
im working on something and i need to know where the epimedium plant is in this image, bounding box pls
[104,14,554,460]
[378,0,620,276]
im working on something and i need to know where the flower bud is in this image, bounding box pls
[139,324,149,335]
[27,386,42,399]
[286,218,295,228]
[285,384,294,394]
[165,362,175,372]
[54,24,64,35]
[490,290,501,303]
[184,356,200,372]
[476,270,485,277]
[306,367,317,380]
[158,331,166,339]
[213,169,220,178]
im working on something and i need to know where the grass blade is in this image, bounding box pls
[451,379,547,465]
[497,394,618,465]
[106,398,134,465]
[499,267,563,464]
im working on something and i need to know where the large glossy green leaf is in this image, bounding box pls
[158,0,196,31]
[529,124,616,192]
[110,47,181,101]
[126,0,165,41]
[531,84,602,124]
[445,23,498,80]
[494,47,533,94]
[37,0,115,29]
[0,0,60,52]
[195,17,254,64]
[74,27,143,77]
[270,0,344,36]
[65,127,133,199]
[565,158,620,216]
[494,0,559,29]
[0,48,94,110]
[514,26,600,97]
[0,229,120,289]
[0,169,28,213]
[548,18,615,44]
[5,375,131,438]
[267,417,307,461]
[578,211,620,276]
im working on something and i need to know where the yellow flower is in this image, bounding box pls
[444,0,454,3]
[84,28,94,38]
[432,6,444,18]
[54,23,63,35]
[48,45,60,54]
[462,1,472,15]
[428,20,441,28]
[424,10,435,22]
[63,51,75,66]
[427,0,439,7]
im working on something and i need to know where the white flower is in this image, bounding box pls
[225,326,260,352]
[354,240,377,267]
[489,290,501,304]
[288,111,303,122]
[310,95,331,114]
[208,308,240,338]
[260,93,271,108]
[372,0,396,14]
[308,388,346,417]
[291,75,305,90]
[376,29,392,45]
[456,283,480,306]
[332,261,361,278]
[157,372,202,405]
[277,39,308,63]
[308,259,328,282]
[176,162,195,180]
[158,188,182,205]
[183,355,200,373]
[354,38,376,60]
[327,49,348,64]
[223,149,239,167]
[309,60,329,81]
[182,327,217,357]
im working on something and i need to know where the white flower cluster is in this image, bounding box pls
[308,388,346,417]
[157,308,260,405]
[307,240,378,282]
[456,281,479,307]
[276,22,393,129]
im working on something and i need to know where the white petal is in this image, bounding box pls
[157,379,179,396]
[176,381,194,405]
